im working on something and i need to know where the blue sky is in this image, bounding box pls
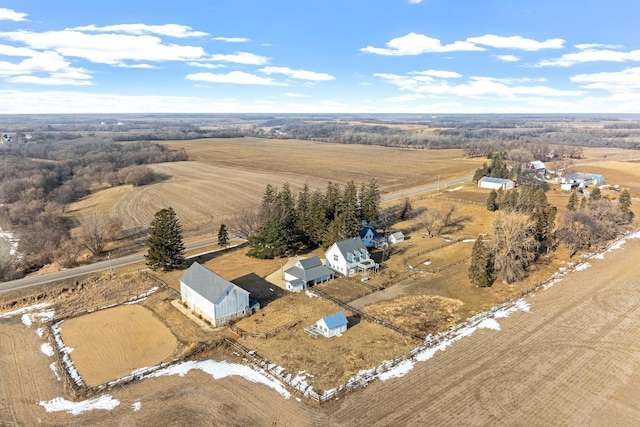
[1,1,639,114]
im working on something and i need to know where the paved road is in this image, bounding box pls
[0,175,471,294]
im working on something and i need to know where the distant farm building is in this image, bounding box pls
[284,256,334,292]
[524,161,547,175]
[304,312,348,338]
[325,237,378,277]
[388,231,405,244]
[359,223,386,248]
[560,173,606,191]
[478,177,515,191]
[180,262,258,326]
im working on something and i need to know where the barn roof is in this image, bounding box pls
[530,161,546,170]
[390,231,404,240]
[321,312,348,329]
[479,177,514,184]
[180,262,247,304]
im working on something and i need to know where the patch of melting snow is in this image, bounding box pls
[0,303,51,319]
[36,327,44,337]
[50,362,61,381]
[39,395,120,415]
[379,359,415,382]
[149,360,291,399]
[575,262,591,271]
[41,343,54,357]
[305,290,318,298]
[462,239,476,243]
[423,261,431,265]
[132,401,141,411]
[22,313,33,327]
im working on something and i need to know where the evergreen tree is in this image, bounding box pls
[247,220,288,259]
[217,223,229,247]
[340,180,360,237]
[589,187,602,204]
[360,178,381,223]
[579,196,588,210]
[618,189,634,223]
[145,207,186,271]
[468,237,493,287]
[308,189,328,246]
[324,181,341,223]
[486,189,498,211]
[567,191,578,211]
[295,183,312,245]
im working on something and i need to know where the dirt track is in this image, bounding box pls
[2,238,640,425]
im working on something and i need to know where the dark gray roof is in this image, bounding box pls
[285,257,333,283]
[359,224,382,240]
[333,237,367,258]
[180,262,247,304]
[479,177,513,184]
[298,256,322,269]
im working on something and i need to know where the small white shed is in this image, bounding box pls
[180,262,253,326]
[316,312,348,338]
[388,231,405,244]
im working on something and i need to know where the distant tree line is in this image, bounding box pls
[232,179,381,259]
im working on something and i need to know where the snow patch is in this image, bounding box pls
[39,395,119,415]
[22,313,32,327]
[50,363,61,381]
[448,186,463,191]
[462,239,476,243]
[423,261,431,265]
[379,359,415,381]
[305,290,318,298]
[36,327,44,337]
[575,262,591,271]
[0,303,51,319]
[149,360,291,399]
[131,401,141,411]
[41,343,54,357]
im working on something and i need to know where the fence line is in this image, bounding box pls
[229,320,300,338]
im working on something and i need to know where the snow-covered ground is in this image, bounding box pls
[39,395,120,415]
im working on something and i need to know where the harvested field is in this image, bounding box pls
[59,304,180,387]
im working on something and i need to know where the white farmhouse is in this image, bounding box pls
[478,177,515,191]
[284,256,334,292]
[180,262,256,326]
[325,237,378,277]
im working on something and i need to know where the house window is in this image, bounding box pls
[334,254,338,262]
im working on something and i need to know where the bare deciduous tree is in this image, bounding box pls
[490,212,538,283]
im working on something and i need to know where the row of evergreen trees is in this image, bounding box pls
[244,179,381,259]
[472,152,514,182]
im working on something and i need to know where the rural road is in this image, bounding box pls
[0,175,471,294]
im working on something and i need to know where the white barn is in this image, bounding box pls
[315,312,348,338]
[325,237,378,277]
[180,262,254,326]
[478,177,515,191]
[284,256,334,292]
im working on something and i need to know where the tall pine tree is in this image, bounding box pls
[217,223,229,247]
[145,207,186,271]
[468,237,493,287]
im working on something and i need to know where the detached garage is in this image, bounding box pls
[180,262,256,326]
[478,177,515,191]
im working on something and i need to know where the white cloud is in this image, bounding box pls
[259,66,334,81]
[0,44,37,57]
[385,93,426,102]
[208,52,269,65]
[8,73,92,86]
[0,51,92,85]
[361,32,485,56]
[117,63,159,69]
[467,34,564,51]
[185,71,286,85]
[284,92,309,97]
[213,37,250,43]
[471,76,548,84]
[0,30,206,65]
[409,0,424,3]
[496,54,520,62]
[537,48,640,67]
[575,43,621,50]
[188,62,226,69]
[571,67,640,93]
[71,24,208,38]
[409,70,462,78]
[0,8,27,21]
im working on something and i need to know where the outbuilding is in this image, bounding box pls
[313,312,348,338]
[478,177,515,191]
[388,231,405,244]
[180,262,257,326]
[284,256,334,292]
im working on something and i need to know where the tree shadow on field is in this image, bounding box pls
[151,172,172,184]
[186,243,247,265]
[232,272,285,307]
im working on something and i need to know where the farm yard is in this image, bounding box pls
[2,134,640,425]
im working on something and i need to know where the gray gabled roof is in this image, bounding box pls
[479,177,514,184]
[332,237,367,258]
[285,256,333,283]
[180,262,247,305]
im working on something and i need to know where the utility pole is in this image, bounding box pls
[108,252,113,278]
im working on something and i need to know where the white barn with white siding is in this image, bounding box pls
[478,177,515,191]
[180,262,253,326]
